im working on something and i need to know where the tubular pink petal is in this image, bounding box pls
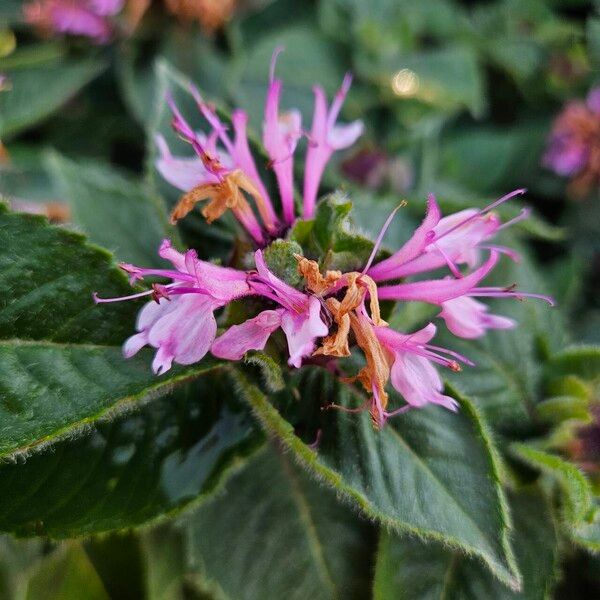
[377,252,499,304]
[368,194,441,281]
[253,250,307,311]
[231,110,278,231]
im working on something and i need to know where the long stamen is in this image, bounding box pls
[498,207,531,230]
[362,202,406,274]
[425,344,476,367]
[93,289,159,304]
[433,188,526,244]
[468,288,555,305]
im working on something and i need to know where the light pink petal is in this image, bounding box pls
[280,296,328,368]
[375,323,437,349]
[439,296,515,339]
[123,332,148,358]
[211,310,283,360]
[147,295,218,371]
[155,134,221,191]
[152,345,174,376]
[378,252,499,304]
[88,0,123,15]
[328,120,364,150]
[254,250,306,310]
[389,351,458,411]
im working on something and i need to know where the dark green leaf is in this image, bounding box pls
[232,370,520,587]
[373,486,559,599]
[0,374,262,537]
[0,58,105,139]
[0,206,223,458]
[182,442,375,600]
[47,152,176,267]
[511,444,593,526]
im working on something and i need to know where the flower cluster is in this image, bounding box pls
[544,87,600,197]
[23,0,124,43]
[156,49,364,245]
[96,191,552,428]
[96,53,553,428]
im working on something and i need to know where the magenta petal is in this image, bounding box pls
[377,251,499,304]
[211,310,282,360]
[368,194,441,281]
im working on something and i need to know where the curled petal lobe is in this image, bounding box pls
[439,296,515,339]
[211,310,283,360]
[328,120,364,150]
[368,194,441,281]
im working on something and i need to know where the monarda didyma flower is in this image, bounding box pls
[96,187,553,428]
[96,53,553,429]
[156,49,364,245]
[543,87,600,197]
[23,0,124,43]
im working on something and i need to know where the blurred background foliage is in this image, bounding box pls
[1,0,600,598]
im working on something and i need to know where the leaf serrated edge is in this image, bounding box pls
[230,368,522,590]
[0,343,224,462]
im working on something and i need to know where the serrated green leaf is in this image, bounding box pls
[546,346,600,384]
[231,369,519,587]
[373,486,558,599]
[182,442,375,600]
[46,152,176,267]
[0,58,106,139]
[0,374,262,537]
[243,351,285,393]
[0,206,225,458]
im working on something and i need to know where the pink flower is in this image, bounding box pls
[543,87,600,196]
[303,74,364,219]
[157,49,363,242]
[23,0,123,43]
[375,324,462,413]
[95,242,328,373]
[215,250,328,368]
[94,240,252,374]
[368,190,526,282]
